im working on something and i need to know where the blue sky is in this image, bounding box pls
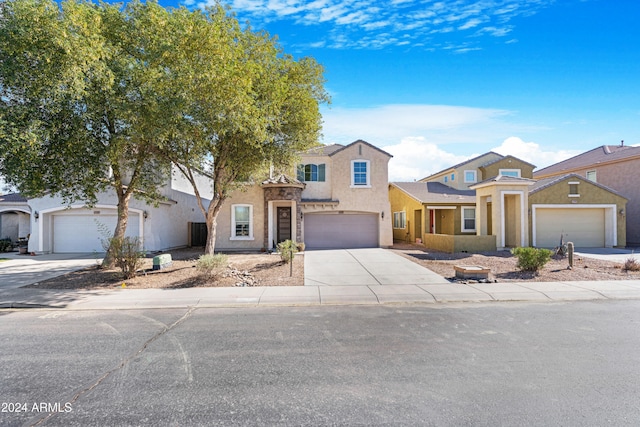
[5,0,638,187]
[183,0,639,181]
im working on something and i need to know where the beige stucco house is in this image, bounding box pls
[534,143,640,246]
[213,139,393,250]
[390,152,627,253]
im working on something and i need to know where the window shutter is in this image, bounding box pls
[318,164,326,182]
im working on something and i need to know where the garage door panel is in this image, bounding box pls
[53,213,139,253]
[536,208,605,248]
[304,213,378,249]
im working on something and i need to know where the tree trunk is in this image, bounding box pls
[102,191,132,268]
[204,195,225,255]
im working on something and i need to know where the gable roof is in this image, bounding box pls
[302,140,392,158]
[480,154,536,170]
[529,173,627,199]
[390,182,476,204]
[420,151,504,181]
[534,144,640,177]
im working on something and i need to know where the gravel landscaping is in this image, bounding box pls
[390,243,640,282]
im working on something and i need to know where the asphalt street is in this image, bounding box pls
[2,300,640,426]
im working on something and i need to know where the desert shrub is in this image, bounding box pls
[196,253,228,278]
[511,247,552,272]
[277,239,299,264]
[296,242,306,252]
[623,256,640,272]
[103,236,145,279]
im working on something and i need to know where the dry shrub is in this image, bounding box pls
[623,256,640,272]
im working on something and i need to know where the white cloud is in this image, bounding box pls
[382,137,471,181]
[201,0,555,50]
[320,104,572,181]
[491,136,582,170]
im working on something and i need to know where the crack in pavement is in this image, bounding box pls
[28,306,197,427]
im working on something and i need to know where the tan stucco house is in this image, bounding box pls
[213,139,393,250]
[390,152,627,253]
[534,143,640,246]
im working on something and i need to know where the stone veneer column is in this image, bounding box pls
[262,186,303,249]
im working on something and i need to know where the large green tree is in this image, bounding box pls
[0,0,170,265]
[145,2,330,254]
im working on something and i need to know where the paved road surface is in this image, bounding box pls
[2,301,640,426]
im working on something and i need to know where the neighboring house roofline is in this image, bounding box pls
[327,139,393,158]
[419,151,504,181]
[390,181,476,204]
[0,193,28,203]
[480,154,536,170]
[534,144,640,178]
[529,173,628,200]
[469,175,536,190]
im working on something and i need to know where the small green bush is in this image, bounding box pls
[0,239,12,252]
[277,240,299,264]
[623,256,640,272]
[196,253,228,278]
[511,247,552,272]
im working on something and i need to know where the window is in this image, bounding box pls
[451,173,455,181]
[351,160,370,187]
[461,207,476,232]
[464,170,477,183]
[231,204,253,239]
[499,169,521,178]
[297,164,325,182]
[393,211,406,229]
[444,176,448,183]
[569,181,580,197]
[586,170,597,182]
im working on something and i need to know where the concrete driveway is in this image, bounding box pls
[574,248,640,263]
[304,248,449,286]
[0,252,102,290]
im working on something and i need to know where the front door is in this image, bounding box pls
[277,207,292,243]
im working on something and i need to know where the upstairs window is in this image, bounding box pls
[569,181,580,197]
[464,170,477,183]
[499,169,521,178]
[297,164,325,182]
[351,160,370,187]
[586,170,597,182]
[451,173,455,181]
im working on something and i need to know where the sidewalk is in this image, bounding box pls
[2,279,640,309]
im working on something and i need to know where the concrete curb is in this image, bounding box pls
[2,280,640,310]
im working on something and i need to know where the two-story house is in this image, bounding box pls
[213,139,393,250]
[534,143,640,247]
[390,152,627,252]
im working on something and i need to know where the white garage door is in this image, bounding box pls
[53,213,140,253]
[304,213,378,249]
[535,208,605,248]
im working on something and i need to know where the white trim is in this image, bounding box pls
[463,170,477,183]
[38,204,144,252]
[568,181,581,185]
[461,206,476,232]
[426,205,457,210]
[0,207,31,214]
[230,204,254,240]
[531,204,617,247]
[350,159,371,188]
[500,191,526,249]
[568,194,581,198]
